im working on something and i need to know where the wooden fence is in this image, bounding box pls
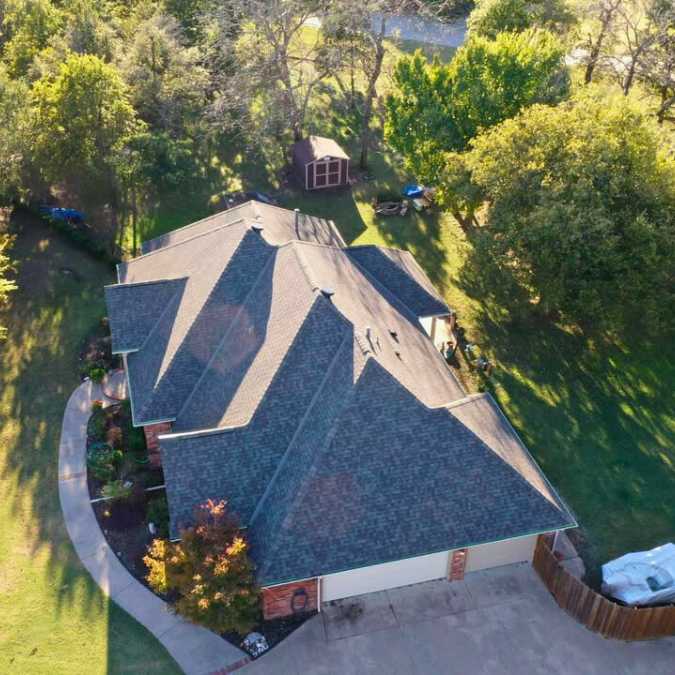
[532,537,675,640]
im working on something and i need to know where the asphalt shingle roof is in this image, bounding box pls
[105,201,576,585]
[348,245,450,317]
[292,136,350,164]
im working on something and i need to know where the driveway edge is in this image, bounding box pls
[58,380,248,675]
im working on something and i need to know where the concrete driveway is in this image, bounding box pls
[242,564,675,674]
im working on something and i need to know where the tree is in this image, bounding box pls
[61,0,115,60]
[207,0,341,142]
[0,64,28,202]
[455,91,675,331]
[118,10,210,135]
[0,233,17,340]
[144,499,260,634]
[611,0,674,95]
[579,0,623,84]
[29,53,142,200]
[385,29,568,185]
[468,0,576,39]
[1,0,62,77]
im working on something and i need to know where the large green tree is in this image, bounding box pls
[1,0,62,77]
[0,64,28,202]
[468,0,576,39]
[29,53,141,199]
[385,28,568,190]
[118,10,210,135]
[457,91,675,331]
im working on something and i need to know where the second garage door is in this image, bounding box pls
[321,550,450,602]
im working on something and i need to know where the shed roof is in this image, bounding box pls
[292,135,350,165]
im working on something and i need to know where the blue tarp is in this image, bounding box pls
[402,183,424,198]
[40,206,85,222]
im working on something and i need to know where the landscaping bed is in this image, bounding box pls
[79,316,121,381]
[86,400,164,499]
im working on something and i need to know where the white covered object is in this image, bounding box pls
[602,543,675,606]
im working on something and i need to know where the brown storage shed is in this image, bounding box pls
[292,136,350,190]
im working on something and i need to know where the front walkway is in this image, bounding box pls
[242,564,675,675]
[58,380,247,675]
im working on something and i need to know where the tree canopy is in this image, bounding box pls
[29,53,142,195]
[385,28,569,188]
[456,92,675,330]
[144,499,259,634]
[468,0,576,39]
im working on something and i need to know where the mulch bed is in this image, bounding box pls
[87,409,313,655]
[92,496,154,581]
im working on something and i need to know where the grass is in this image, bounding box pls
[136,141,674,577]
[0,211,181,674]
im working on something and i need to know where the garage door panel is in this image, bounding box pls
[321,550,450,602]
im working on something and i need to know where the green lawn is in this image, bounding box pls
[135,142,675,577]
[0,212,181,674]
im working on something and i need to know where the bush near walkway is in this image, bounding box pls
[145,499,260,635]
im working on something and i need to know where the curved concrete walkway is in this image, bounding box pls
[58,380,248,675]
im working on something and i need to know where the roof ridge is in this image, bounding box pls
[122,218,247,268]
[288,241,320,291]
[171,243,278,426]
[248,330,353,528]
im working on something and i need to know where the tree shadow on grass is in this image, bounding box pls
[457,231,675,577]
[0,211,180,671]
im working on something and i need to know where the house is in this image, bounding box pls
[104,200,576,620]
[291,136,350,190]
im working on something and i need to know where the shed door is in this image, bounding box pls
[314,159,341,188]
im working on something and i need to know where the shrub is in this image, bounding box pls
[91,399,104,413]
[87,442,122,482]
[101,479,133,502]
[128,426,147,455]
[88,365,106,383]
[106,425,123,449]
[144,499,260,634]
[88,409,107,442]
[146,495,170,539]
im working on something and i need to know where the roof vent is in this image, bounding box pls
[251,222,264,232]
[320,287,335,299]
[389,329,399,342]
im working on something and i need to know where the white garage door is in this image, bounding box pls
[321,550,450,602]
[464,535,538,573]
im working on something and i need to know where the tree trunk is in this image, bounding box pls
[657,89,674,124]
[131,189,138,257]
[360,18,387,170]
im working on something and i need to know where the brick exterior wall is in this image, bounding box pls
[143,422,172,468]
[449,548,468,581]
[261,579,318,620]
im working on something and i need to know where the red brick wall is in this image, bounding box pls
[449,548,468,581]
[261,579,318,620]
[143,422,172,468]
